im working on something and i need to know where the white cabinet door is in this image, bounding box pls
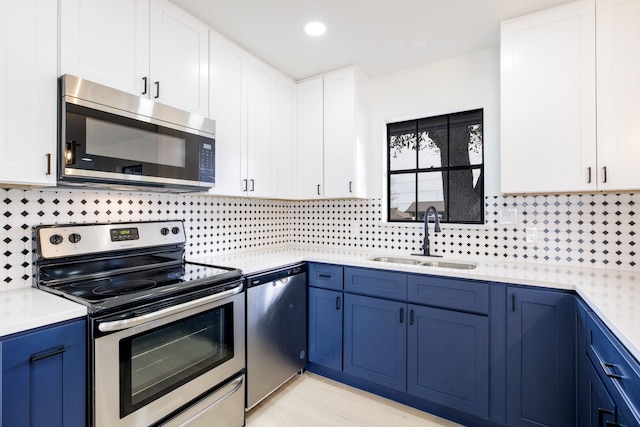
[596,0,640,191]
[209,31,247,197]
[275,76,298,199]
[297,78,325,199]
[324,69,357,198]
[246,61,277,198]
[324,67,370,199]
[500,0,596,194]
[0,0,57,186]
[150,0,209,116]
[59,0,149,97]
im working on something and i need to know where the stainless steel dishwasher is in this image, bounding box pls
[246,263,307,409]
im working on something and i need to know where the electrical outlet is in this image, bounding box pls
[498,208,518,224]
[525,227,538,243]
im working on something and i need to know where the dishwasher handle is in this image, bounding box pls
[247,264,306,288]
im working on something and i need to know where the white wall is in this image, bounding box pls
[369,47,500,199]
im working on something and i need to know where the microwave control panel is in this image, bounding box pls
[199,138,215,184]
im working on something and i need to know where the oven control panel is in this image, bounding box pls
[35,221,186,259]
[110,227,140,242]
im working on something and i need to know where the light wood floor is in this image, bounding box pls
[245,372,462,427]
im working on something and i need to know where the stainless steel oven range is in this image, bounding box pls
[33,220,245,427]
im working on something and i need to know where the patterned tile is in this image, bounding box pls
[0,187,637,290]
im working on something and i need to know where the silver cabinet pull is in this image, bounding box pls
[349,181,353,193]
[250,179,255,191]
[242,179,248,191]
[587,167,591,184]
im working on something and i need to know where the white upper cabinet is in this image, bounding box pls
[501,0,640,194]
[208,30,246,197]
[324,67,370,199]
[296,66,370,199]
[245,60,278,198]
[500,0,597,194]
[60,0,208,116]
[59,0,149,97]
[275,76,298,200]
[209,30,296,199]
[0,0,57,186]
[596,0,640,191]
[297,77,325,198]
[149,1,209,116]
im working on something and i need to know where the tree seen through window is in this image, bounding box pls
[387,109,484,224]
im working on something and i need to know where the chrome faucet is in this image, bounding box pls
[415,205,441,257]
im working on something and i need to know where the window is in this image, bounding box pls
[387,109,484,224]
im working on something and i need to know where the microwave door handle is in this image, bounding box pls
[98,282,243,332]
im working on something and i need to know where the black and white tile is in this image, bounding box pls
[1,187,638,290]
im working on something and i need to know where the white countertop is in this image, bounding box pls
[191,245,640,362]
[3,245,637,363]
[0,288,87,337]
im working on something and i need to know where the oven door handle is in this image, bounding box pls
[98,282,243,332]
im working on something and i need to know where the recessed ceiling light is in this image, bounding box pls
[304,21,326,37]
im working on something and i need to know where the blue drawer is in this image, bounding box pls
[308,263,344,291]
[407,275,489,314]
[344,267,407,300]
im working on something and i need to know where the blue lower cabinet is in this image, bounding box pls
[580,354,618,427]
[308,287,343,371]
[506,287,575,427]
[407,304,490,420]
[585,310,640,426]
[343,293,407,392]
[1,318,87,427]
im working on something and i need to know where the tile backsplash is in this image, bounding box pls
[1,187,637,290]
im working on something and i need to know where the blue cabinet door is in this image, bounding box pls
[407,304,489,419]
[506,287,575,427]
[343,294,406,392]
[1,318,87,427]
[308,287,343,370]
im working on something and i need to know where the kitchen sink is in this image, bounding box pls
[369,256,477,270]
[369,256,423,265]
[419,260,477,269]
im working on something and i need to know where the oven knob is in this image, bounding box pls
[171,227,180,235]
[49,234,63,245]
[68,233,81,244]
[161,227,170,236]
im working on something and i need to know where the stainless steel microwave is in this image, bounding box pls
[58,74,215,192]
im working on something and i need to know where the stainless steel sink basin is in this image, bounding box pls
[369,256,477,270]
[369,256,422,265]
[419,260,477,269]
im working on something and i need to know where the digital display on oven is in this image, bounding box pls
[110,227,139,242]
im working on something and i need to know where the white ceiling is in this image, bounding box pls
[170,0,575,81]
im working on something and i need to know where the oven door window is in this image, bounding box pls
[119,304,234,418]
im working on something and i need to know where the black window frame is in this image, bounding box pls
[386,109,485,225]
